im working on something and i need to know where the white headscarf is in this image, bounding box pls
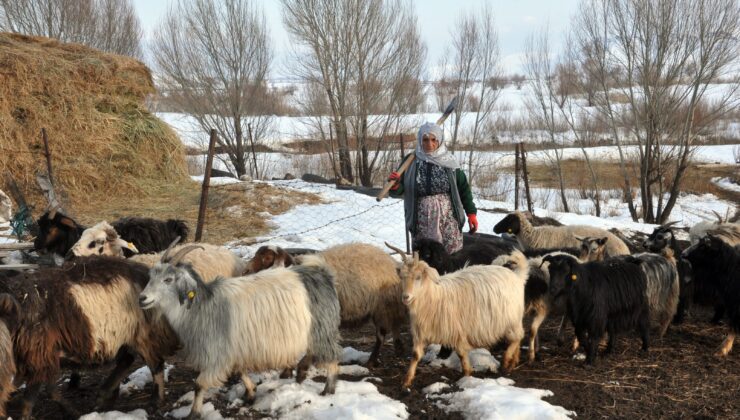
[414,122,459,169]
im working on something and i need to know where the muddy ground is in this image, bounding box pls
[6,305,739,420]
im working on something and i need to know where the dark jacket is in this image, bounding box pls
[390,153,476,234]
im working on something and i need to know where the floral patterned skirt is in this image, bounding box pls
[416,194,463,254]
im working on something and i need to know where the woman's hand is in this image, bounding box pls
[388,171,401,190]
[467,214,478,234]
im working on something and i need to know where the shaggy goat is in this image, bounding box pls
[0,294,19,419]
[689,213,740,246]
[244,243,407,366]
[627,253,680,338]
[244,245,296,274]
[544,254,650,364]
[2,257,179,419]
[139,245,342,418]
[69,223,245,281]
[34,210,188,258]
[492,250,549,362]
[413,238,516,275]
[493,211,630,256]
[682,235,740,357]
[643,224,698,324]
[576,236,610,262]
[387,243,526,391]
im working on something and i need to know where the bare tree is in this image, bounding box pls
[152,0,272,178]
[573,0,740,223]
[524,27,571,212]
[283,0,425,186]
[0,0,142,57]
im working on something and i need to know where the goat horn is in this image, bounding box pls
[168,244,204,266]
[711,210,724,224]
[48,204,61,219]
[160,236,182,263]
[384,241,408,263]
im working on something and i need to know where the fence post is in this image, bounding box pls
[520,142,533,213]
[195,129,217,242]
[514,143,520,210]
[399,133,405,158]
[247,123,259,180]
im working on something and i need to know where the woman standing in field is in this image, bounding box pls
[388,122,478,253]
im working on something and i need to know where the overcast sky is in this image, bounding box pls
[132,0,580,78]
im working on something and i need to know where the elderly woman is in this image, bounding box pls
[388,122,478,254]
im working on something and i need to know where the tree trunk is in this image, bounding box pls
[335,119,353,182]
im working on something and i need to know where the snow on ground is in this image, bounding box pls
[712,177,740,193]
[427,376,576,420]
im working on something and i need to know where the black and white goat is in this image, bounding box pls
[682,235,740,357]
[34,210,188,258]
[543,254,650,364]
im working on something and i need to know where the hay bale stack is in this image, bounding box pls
[0,33,187,208]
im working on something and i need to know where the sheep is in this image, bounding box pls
[34,209,189,258]
[243,243,407,367]
[69,223,245,282]
[386,243,526,391]
[0,293,19,419]
[2,256,179,419]
[492,250,549,362]
[642,224,698,324]
[413,237,516,275]
[682,235,740,357]
[543,254,650,364]
[493,211,630,256]
[138,244,342,418]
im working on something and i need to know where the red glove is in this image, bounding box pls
[388,171,401,190]
[467,214,478,234]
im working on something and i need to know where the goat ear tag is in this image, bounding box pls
[571,274,577,281]
[507,228,512,233]
[187,290,196,300]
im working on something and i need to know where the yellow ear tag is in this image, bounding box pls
[507,229,512,233]
[128,242,134,248]
[571,274,577,281]
[187,290,196,300]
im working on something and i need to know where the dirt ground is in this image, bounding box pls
[6,305,738,420]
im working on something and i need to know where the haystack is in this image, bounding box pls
[0,33,188,213]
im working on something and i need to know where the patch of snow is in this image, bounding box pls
[341,347,371,365]
[78,409,148,420]
[430,376,576,419]
[422,344,500,373]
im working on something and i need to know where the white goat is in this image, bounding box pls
[139,245,342,418]
[387,243,526,391]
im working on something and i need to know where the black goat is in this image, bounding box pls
[522,247,580,258]
[34,211,189,257]
[544,254,650,364]
[682,235,740,357]
[642,224,722,324]
[413,238,515,275]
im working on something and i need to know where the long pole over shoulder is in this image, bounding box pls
[376,97,458,202]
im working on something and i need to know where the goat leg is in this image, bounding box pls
[366,327,385,368]
[402,341,425,392]
[48,382,79,420]
[295,355,312,384]
[20,382,42,420]
[96,348,137,408]
[320,362,339,395]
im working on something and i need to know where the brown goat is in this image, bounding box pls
[0,294,19,418]
[244,245,296,274]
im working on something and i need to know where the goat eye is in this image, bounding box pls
[164,277,173,284]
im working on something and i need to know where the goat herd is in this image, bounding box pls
[0,209,738,419]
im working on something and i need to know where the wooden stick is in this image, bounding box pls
[376,153,415,202]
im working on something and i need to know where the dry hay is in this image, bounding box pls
[0,33,188,212]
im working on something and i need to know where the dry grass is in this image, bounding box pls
[73,180,323,245]
[523,159,739,201]
[0,33,188,211]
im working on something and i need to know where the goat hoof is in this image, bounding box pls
[186,411,202,420]
[401,386,412,395]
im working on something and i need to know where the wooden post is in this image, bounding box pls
[41,128,54,186]
[195,129,217,242]
[514,143,520,210]
[399,133,405,158]
[247,123,259,180]
[520,142,534,213]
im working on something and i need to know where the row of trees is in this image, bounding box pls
[3,0,738,223]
